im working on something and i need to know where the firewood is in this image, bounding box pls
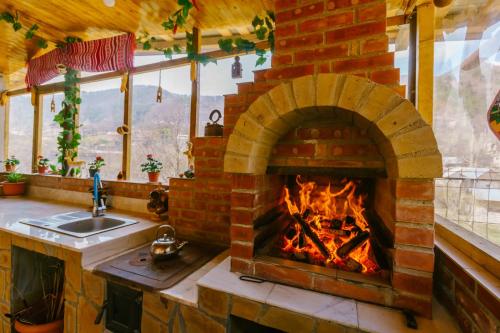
[344,257,362,272]
[336,231,370,258]
[292,213,331,259]
[345,216,355,225]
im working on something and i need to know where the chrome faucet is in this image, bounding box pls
[92,172,106,217]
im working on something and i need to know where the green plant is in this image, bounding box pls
[1,11,48,49]
[88,156,105,170]
[3,155,20,166]
[53,68,81,175]
[37,156,50,167]
[6,172,25,183]
[141,154,163,173]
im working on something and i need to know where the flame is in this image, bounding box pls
[279,176,380,274]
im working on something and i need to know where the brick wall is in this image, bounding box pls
[434,246,500,333]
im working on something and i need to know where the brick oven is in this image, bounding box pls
[221,0,443,319]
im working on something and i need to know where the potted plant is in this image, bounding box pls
[12,258,64,333]
[141,154,163,183]
[88,156,105,177]
[1,172,26,196]
[3,155,20,172]
[37,156,50,175]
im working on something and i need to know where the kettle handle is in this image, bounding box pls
[155,224,175,240]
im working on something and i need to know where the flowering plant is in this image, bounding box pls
[88,156,105,170]
[37,156,50,167]
[3,155,20,166]
[141,154,163,173]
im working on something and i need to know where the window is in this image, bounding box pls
[389,24,410,93]
[199,53,272,134]
[130,66,191,183]
[79,78,124,179]
[41,93,64,163]
[8,94,34,173]
[433,4,500,245]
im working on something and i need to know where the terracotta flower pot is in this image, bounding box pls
[14,319,63,333]
[38,166,48,175]
[1,182,26,196]
[148,172,160,183]
[5,164,16,172]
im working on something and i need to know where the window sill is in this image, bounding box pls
[435,214,500,280]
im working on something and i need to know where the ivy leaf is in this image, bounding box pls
[13,21,22,31]
[173,44,182,54]
[265,17,274,30]
[266,11,275,22]
[162,19,174,30]
[252,15,264,28]
[163,48,173,59]
[37,39,48,49]
[268,31,275,52]
[255,48,266,56]
[256,26,268,40]
[75,97,82,105]
[255,55,267,66]
[234,38,256,52]
[218,38,234,53]
[25,24,39,40]
[143,40,152,50]
[1,12,15,24]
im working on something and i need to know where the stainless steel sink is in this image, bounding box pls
[19,212,138,237]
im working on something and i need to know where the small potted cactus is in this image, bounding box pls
[3,155,20,172]
[141,154,163,183]
[37,156,50,175]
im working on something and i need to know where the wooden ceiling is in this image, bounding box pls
[0,0,495,90]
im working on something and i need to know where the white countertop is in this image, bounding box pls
[0,197,158,265]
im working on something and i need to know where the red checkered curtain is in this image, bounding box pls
[25,33,135,88]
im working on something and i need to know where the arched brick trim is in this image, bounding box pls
[224,74,442,178]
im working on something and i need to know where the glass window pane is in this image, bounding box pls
[131,67,191,183]
[199,53,272,134]
[79,79,124,180]
[41,93,64,164]
[8,94,34,173]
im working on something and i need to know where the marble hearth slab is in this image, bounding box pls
[197,257,461,333]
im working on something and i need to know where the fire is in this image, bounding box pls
[279,176,380,274]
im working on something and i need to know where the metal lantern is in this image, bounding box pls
[231,56,242,79]
[156,70,163,103]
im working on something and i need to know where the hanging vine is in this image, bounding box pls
[53,68,81,175]
[136,1,275,66]
[1,11,49,49]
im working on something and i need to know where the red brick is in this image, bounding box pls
[231,192,256,208]
[230,258,254,275]
[395,180,434,201]
[231,225,254,242]
[357,2,386,22]
[231,174,261,190]
[326,0,379,10]
[272,54,294,66]
[360,36,389,54]
[477,284,500,319]
[275,0,297,11]
[273,143,315,157]
[275,24,297,38]
[299,12,354,33]
[276,2,324,23]
[392,271,433,296]
[276,33,323,51]
[326,21,386,43]
[370,68,400,85]
[231,242,254,259]
[394,225,434,248]
[264,65,315,80]
[394,248,434,272]
[314,276,387,305]
[295,44,349,63]
[231,209,256,226]
[455,285,493,333]
[319,62,331,73]
[332,53,394,72]
[395,202,434,224]
[254,261,313,288]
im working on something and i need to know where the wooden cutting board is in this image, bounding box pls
[94,242,225,291]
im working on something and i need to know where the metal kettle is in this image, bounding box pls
[149,225,188,260]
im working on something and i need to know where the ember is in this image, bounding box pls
[278,176,381,274]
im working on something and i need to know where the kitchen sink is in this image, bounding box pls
[19,212,138,238]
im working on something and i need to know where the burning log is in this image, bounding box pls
[336,231,370,258]
[292,213,331,260]
[345,216,356,225]
[345,257,362,272]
